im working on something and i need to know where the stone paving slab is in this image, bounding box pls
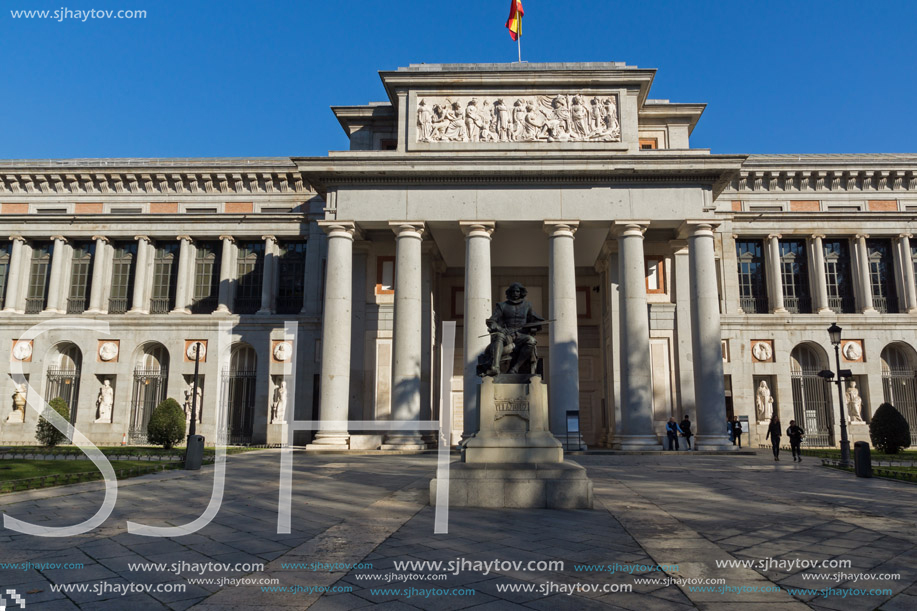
[1,450,915,609]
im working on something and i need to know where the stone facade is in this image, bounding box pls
[1,62,916,449]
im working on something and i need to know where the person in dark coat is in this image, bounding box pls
[680,415,693,450]
[786,420,805,462]
[732,416,743,448]
[665,417,680,451]
[765,416,782,461]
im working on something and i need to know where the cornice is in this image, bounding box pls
[0,167,312,197]
[723,168,917,194]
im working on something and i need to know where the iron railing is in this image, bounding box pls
[740,296,769,314]
[233,297,260,315]
[784,296,812,314]
[66,297,86,314]
[149,297,171,314]
[108,297,129,314]
[791,371,834,447]
[24,297,44,314]
[828,296,856,313]
[882,372,917,445]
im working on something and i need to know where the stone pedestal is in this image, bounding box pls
[266,423,289,447]
[431,374,593,509]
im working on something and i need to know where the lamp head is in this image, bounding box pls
[828,323,842,346]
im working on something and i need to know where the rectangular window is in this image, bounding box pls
[235,241,264,314]
[0,242,10,310]
[376,256,395,294]
[779,239,812,313]
[151,242,179,314]
[824,239,855,313]
[191,241,221,314]
[277,241,306,314]
[67,241,95,314]
[645,256,665,293]
[26,241,53,314]
[639,138,658,150]
[109,242,136,314]
[735,239,768,313]
[867,238,898,313]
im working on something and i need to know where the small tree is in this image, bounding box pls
[147,398,186,450]
[36,397,70,447]
[869,403,912,454]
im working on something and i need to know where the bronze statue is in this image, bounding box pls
[477,283,545,377]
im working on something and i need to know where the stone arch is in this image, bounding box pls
[44,341,83,424]
[880,342,917,444]
[223,342,257,445]
[129,341,170,443]
[789,342,834,446]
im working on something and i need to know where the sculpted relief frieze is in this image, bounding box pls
[416,94,621,144]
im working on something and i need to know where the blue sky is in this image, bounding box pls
[2,0,915,159]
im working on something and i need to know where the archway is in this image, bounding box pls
[223,343,256,445]
[129,342,170,443]
[881,343,917,445]
[790,343,834,446]
[45,342,82,425]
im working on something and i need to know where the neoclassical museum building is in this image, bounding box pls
[1,62,916,449]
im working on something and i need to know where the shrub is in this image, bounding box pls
[869,403,912,454]
[35,397,70,447]
[147,398,186,450]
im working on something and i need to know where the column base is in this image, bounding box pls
[1,308,24,315]
[613,435,663,451]
[214,306,232,315]
[817,307,835,315]
[381,434,430,450]
[255,309,274,315]
[127,309,149,315]
[42,309,64,315]
[862,308,879,316]
[694,434,736,451]
[170,308,191,315]
[908,307,917,315]
[772,308,789,315]
[305,432,350,451]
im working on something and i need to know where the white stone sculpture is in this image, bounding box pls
[273,341,293,362]
[12,341,31,361]
[755,380,774,422]
[183,382,203,425]
[416,94,621,143]
[845,381,865,423]
[843,341,863,361]
[186,342,206,361]
[95,379,114,423]
[271,380,287,424]
[98,341,119,362]
[8,383,27,423]
[752,341,773,362]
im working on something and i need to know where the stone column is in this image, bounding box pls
[86,236,110,314]
[172,236,193,314]
[899,234,917,313]
[43,236,68,313]
[306,221,356,450]
[383,222,427,449]
[671,241,696,419]
[614,221,660,450]
[545,221,582,445]
[810,234,831,314]
[2,236,26,313]
[460,221,494,441]
[129,236,152,314]
[258,235,277,315]
[766,234,787,314]
[855,234,877,314]
[687,222,733,450]
[215,235,235,314]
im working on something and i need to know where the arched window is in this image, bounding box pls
[130,343,170,443]
[881,344,917,444]
[223,344,257,445]
[46,343,82,425]
[790,344,833,446]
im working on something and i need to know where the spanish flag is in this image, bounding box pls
[506,0,524,41]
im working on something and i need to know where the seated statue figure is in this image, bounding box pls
[477,283,545,377]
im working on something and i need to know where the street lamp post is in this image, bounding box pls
[828,323,852,468]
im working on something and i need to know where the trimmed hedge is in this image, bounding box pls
[147,398,186,450]
[35,397,70,447]
[869,403,912,454]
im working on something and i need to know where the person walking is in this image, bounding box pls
[765,415,782,461]
[732,416,743,448]
[666,417,680,451]
[680,415,693,450]
[786,420,805,462]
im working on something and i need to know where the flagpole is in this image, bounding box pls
[517,34,521,63]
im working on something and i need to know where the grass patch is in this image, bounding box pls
[0,459,191,493]
[802,448,916,463]
[821,460,917,484]
[0,445,260,460]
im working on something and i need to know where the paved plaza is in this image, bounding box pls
[0,450,914,610]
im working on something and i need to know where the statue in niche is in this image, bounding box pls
[477,283,545,377]
[184,382,203,425]
[9,383,27,423]
[272,380,288,424]
[845,381,865,423]
[95,379,114,423]
[755,380,774,422]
